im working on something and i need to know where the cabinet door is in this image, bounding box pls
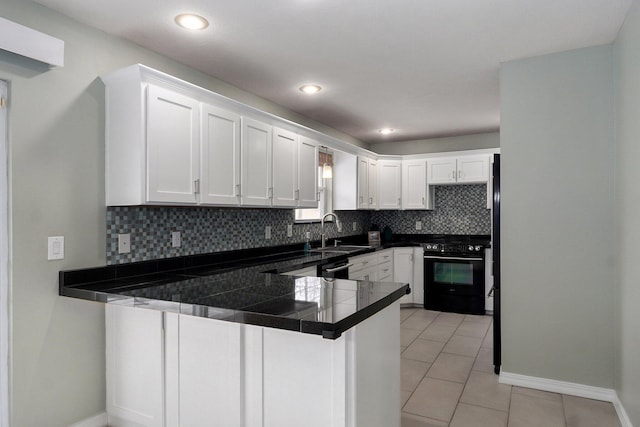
[368,158,378,209]
[241,117,272,206]
[298,136,319,208]
[378,160,402,210]
[378,249,394,280]
[427,157,457,184]
[272,127,298,207]
[402,160,427,209]
[178,315,243,427]
[357,156,369,209]
[457,155,489,183]
[146,85,199,204]
[394,248,414,305]
[106,305,164,427]
[200,104,241,205]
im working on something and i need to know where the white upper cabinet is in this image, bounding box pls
[333,151,358,211]
[367,158,378,209]
[297,136,319,208]
[146,85,200,205]
[357,156,370,209]
[427,155,489,185]
[242,123,318,208]
[102,65,498,209]
[241,117,272,207]
[356,156,378,210]
[457,155,490,183]
[200,104,241,205]
[333,152,378,211]
[402,160,430,210]
[426,157,458,184]
[272,127,298,207]
[378,160,402,210]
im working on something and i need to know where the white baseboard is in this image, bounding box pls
[613,395,635,427]
[500,371,634,427]
[68,412,108,427]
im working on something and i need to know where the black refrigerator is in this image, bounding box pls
[492,154,501,374]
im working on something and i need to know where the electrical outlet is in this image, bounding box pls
[265,226,272,240]
[352,222,357,232]
[171,231,181,248]
[306,231,311,239]
[287,224,293,238]
[416,221,422,231]
[118,233,131,254]
[47,236,64,260]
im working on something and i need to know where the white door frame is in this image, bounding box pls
[0,80,10,427]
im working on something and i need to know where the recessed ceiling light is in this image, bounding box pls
[299,84,322,95]
[378,128,395,135]
[175,14,209,30]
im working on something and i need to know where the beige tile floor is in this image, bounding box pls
[400,308,621,427]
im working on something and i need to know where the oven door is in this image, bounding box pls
[423,254,485,314]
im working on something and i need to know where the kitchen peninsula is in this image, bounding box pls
[60,245,409,427]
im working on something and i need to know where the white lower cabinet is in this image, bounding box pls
[105,305,164,427]
[349,252,380,281]
[106,303,400,427]
[394,247,424,306]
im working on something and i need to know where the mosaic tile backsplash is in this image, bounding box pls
[106,185,490,264]
[371,184,491,235]
[106,207,371,264]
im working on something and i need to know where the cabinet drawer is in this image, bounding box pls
[348,253,378,274]
[377,249,393,264]
[377,260,393,279]
[378,272,393,282]
[350,266,377,281]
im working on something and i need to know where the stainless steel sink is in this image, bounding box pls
[310,245,372,254]
[334,245,372,251]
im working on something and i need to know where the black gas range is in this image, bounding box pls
[421,235,490,315]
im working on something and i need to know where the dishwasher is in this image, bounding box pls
[318,259,352,279]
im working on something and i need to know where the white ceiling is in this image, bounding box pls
[34,0,632,144]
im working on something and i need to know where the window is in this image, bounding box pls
[295,166,333,222]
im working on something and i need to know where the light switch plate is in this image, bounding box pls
[416,221,422,230]
[336,220,342,232]
[287,224,293,238]
[47,236,64,260]
[352,222,357,231]
[265,226,272,240]
[118,233,131,254]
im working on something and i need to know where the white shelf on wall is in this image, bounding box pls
[0,17,64,67]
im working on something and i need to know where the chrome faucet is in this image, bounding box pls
[321,212,339,248]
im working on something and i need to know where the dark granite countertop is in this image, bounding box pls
[59,234,489,339]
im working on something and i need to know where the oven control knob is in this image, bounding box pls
[475,245,482,252]
[468,245,474,251]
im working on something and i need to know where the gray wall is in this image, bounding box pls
[369,131,499,155]
[614,2,640,423]
[500,46,615,387]
[0,1,365,425]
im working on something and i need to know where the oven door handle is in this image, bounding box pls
[423,255,483,261]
